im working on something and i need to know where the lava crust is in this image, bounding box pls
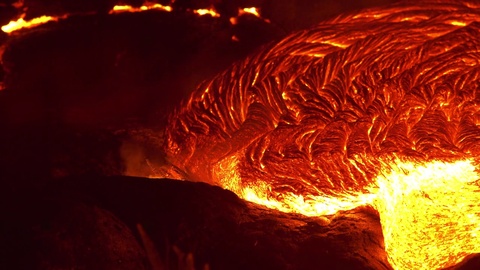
[166,0,480,204]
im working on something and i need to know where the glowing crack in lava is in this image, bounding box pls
[164,1,480,269]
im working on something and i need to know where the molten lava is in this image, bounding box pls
[193,8,220,18]
[109,3,172,14]
[238,7,261,18]
[373,158,480,269]
[0,2,175,35]
[230,7,269,25]
[165,0,480,269]
[1,14,61,34]
[3,2,219,34]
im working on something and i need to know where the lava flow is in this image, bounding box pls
[165,0,480,269]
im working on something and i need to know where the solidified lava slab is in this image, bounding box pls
[2,175,480,269]
[0,176,392,270]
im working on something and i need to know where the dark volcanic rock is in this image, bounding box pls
[1,175,393,270]
[0,191,148,270]
[1,176,477,270]
[1,11,238,129]
[446,254,480,270]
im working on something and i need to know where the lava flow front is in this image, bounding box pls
[165,0,480,269]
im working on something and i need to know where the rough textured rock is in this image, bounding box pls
[0,190,148,270]
[0,176,393,270]
[1,176,479,269]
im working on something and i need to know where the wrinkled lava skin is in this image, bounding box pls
[165,0,480,199]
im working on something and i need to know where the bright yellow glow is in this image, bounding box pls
[372,159,480,270]
[110,3,172,14]
[1,15,58,34]
[449,21,466,26]
[1,3,175,34]
[212,155,480,269]
[239,7,261,18]
[322,40,348,49]
[112,5,134,11]
[213,155,377,216]
[194,9,220,17]
[230,7,266,25]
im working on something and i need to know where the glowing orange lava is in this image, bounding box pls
[193,8,220,18]
[1,14,61,34]
[230,7,269,25]
[1,2,230,34]
[239,7,261,18]
[165,1,480,269]
[373,158,480,269]
[109,3,172,14]
[0,2,174,34]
